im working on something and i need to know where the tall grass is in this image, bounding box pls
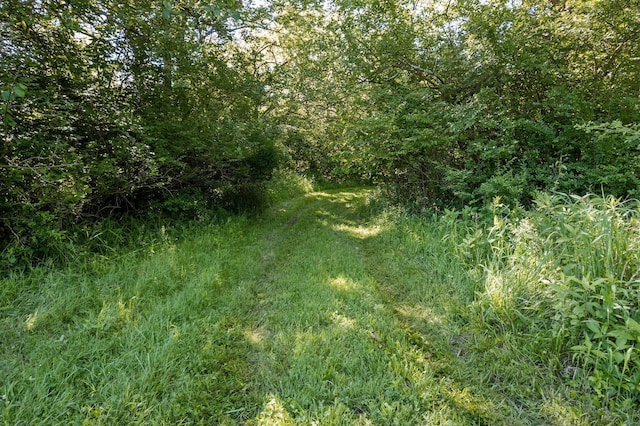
[443,193,640,408]
[265,168,314,204]
[4,183,640,423]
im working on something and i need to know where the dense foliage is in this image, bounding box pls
[3,0,639,263]
[270,0,640,208]
[1,0,279,266]
[441,193,640,408]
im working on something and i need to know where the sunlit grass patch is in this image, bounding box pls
[330,311,357,329]
[3,188,636,424]
[331,223,382,239]
[24,310,39,331]
[327,275,362,293]
[244,326,270,345]
[394,304,445,327]
[250,394,294,425]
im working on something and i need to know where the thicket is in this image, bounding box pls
[274,0,640,208]
[4,0,639,269]
[1,0,281,268]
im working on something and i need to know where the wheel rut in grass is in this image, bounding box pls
[2,188,566,424]
[232,189,498,424]
[236,188,556,425]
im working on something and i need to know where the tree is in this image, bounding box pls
[268,0,640,207]
[1,0,281,266]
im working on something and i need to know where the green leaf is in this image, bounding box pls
[613,351,625,364]
[173,80,190,89]
[572,305,585,317]
[606,329,633,348]
[212,6,223,17]
[585,319,603,337]
[13,83,27,98]
[627,318,640,334]
[162,1,173,19]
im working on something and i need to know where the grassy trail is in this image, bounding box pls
[2,189,589,424]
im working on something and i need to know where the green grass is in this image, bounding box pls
[450,193,640,415]
[1,188,637,424]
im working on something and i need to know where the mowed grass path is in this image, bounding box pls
[2,189,588,424]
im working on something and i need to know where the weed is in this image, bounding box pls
[450,192,640,410]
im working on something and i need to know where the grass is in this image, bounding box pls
[452,193,640,414]
[1,187,638,424]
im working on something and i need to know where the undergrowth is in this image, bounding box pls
[265,168,314,204]
[1,170,313,275]
[441,192,640,411]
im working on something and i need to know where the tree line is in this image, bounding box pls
[277,0,640,208]
[2,0,640,267]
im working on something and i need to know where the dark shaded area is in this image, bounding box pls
[0,1,280,269]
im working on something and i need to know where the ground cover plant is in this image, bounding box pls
[444,193,640,411]
[3,187,639,424]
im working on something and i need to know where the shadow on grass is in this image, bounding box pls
[0,189,595,425]
[242,189,593,425]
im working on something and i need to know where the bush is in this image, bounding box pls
[220,183,270,214]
